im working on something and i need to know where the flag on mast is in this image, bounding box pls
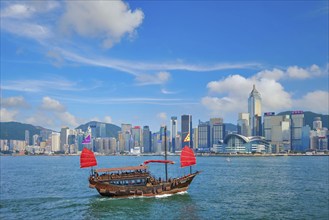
[184,133,190,142]
[82,134,91,144]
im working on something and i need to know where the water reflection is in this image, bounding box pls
[86,192,199,220]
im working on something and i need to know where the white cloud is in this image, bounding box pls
[253,64,325,81]
[1,78,95,92]
[0,1,60,19]
[1,96,28,108]
[157,112,167,122]
[104,116,113,124]
[56,111,79,128]
[41,97,66,112]
[135,71,171,85]
[254,68,284,81]
[203,74,292,118]
[293,90,329,113]
[59,0,144,49]
[0,108,18,122]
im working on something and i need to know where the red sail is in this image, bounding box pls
[80,148,97,168]
[180,146,196,167]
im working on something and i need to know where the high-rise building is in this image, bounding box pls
[248,85,262,136]
[210,118,225,148]
[313,117,322,130]
[121,124,132,152]
[60,127,69,152]
[98,123,106,138]
[143,126,152,153]
[51,132,61,152]
[237,113,250,137]
[263,112,290,153]
[291,111,304,152]
[181,114,193,148]
[132,126,142,148]
[170,116,178,153]
[198,121,210,151]
[25,130,30,146]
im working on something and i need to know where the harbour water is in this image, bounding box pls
[1,155,328,219]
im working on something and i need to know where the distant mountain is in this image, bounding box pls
[277,111,329,128]
[224,123,237,132]
[0,122,52,144]
[76,121,121,139]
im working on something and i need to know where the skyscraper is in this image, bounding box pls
[170,116,178,153]
[181,114,193,148]
[210,118,225,148]
[291,111,304,152]
[248,85,262,136]
[142,126,152,153]
[198,121,210,151]
[25,130,30,146]
[237,113,250,137]
[60,127,69,152]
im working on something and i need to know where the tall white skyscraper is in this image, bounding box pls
[170,116,178,152]
[51,132,61,152]
[248,85,262,136]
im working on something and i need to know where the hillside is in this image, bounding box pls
[0,122,52,144]
[76,121,121,139]
[278,111,329,128]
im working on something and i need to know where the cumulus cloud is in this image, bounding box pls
[104,116,113,124]
[293,90,329,113]
[203,74,292,117]
[254,64,325,81]
[0,108,18,122]
[135,71,171,85]
[1,96,28,108]
[56,111,79,128]
[59,0,144,48]
[157,112,167,122]
[41,96,66,112]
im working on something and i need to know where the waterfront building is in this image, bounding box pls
[181,114,193,148]
[170,116,178,153]
[248,85,262,136]
[313,117,322,130]
[98,123,106,138]
[10,140,26,152]
[0,140,9,151]
[33,134,39,146]
[223,134,271,153]
[109,137,117,154]
[237,113,250,137]
[25,130,30,146]
[117,131,125,153]
[142,126,152,153]
[309,117,328,151]
[291,111,304,152]
[198,121,210,152]
[210,118,225,148]
[51,132,61,152]
[263,112,290,153]
[301,126,311,151]
[194,127,198,149]
[60,127,69,152]
[132,126,142,148]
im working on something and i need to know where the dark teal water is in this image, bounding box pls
[1,156,328,219]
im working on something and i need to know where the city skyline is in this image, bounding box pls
[1,0,328,132]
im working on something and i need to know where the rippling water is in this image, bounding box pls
[1,155,328,219]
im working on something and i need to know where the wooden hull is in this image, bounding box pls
[89,171,200,198]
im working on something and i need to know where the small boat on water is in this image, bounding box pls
[80,128,200,198]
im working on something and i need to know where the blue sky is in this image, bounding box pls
[1,0,328,132]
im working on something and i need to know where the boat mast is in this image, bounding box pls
[164,126,168,182]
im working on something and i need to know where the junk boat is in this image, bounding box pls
[80,127,200,198]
